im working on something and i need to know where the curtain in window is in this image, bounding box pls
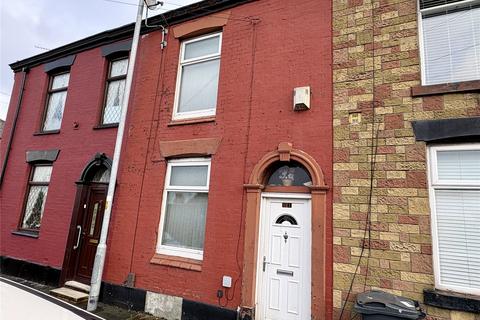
[43,91,67,131]
[103,79,126,124]
[437,150,480,180]
[435,189,480,290]
[422,5,480,84]
[162,192,208,251]
[178,59,220,113]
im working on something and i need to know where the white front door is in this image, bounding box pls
[257,195,311,320]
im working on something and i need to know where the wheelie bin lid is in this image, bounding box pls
[354,290,426,319]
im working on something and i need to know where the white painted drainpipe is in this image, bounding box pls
[87,0,144,311]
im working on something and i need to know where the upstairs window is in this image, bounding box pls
[43,72,70,131]
[157,158,211,260]
[419,0,480,85]
[173,33,222,120]
[428,144,480,295]
[102,57,129,125]
[20,164,53,231]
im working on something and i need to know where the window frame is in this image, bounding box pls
[99,56,129,126]
[41,71,70,132]
[172,32,222,121]
[18,163,53,233]
[427,143,480,295]
[156,158,211,260]
[417,0,480,85]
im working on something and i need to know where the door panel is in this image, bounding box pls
[259,197,311,320]
[75,186,107,281]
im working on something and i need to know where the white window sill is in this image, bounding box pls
[157,246,203,261]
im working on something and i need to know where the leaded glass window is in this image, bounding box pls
[102,57,129,125]
[43,72,69,131]
[21,165,53,230]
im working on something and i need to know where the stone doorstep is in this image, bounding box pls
[50,287,89,304]
[65,280,91,293]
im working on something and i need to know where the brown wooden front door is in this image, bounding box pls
[73,185,107,282]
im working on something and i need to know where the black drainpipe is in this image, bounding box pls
[0,67,29,187]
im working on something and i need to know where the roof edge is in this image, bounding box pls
[9,0,256,72]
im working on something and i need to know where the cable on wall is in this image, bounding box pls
[220,17,260,307]
[127,25,170,281]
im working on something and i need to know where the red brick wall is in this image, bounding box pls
[0,47,118,268]
[104,0,333,310]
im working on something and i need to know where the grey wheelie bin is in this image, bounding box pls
[354,290,426,320]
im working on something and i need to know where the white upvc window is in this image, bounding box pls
[156,158,211,260]
[418,0,480,85]
[172,32,222,120]
[427,144,480,295]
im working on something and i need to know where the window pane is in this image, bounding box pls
[110,59,128,77]
[170,165,208,187]
[184,35,220,60]
[92,167,111,183]
[420,0,466,10]
[422,7,480,84]
[51,73,70,90]
[32,166,52,182]
[43,91,67,131]
[22,186,49,230]
[437,150,480,181]
[161,191,208,251]
[267,163,312,187]
[435,189,480,290]
[178,59,220,113]
[103,79,126,124]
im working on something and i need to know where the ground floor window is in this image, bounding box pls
[156,158,211,260]
[428,144,480,295]
[20,164,53,231]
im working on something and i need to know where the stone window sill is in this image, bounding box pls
[411,80,480,97]
[424,289,480,313]
[33,130,60,136]
[11,230,39,238]
[168,116,216,127]
[150,253,202,272]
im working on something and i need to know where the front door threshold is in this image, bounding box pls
[65,280,90,293]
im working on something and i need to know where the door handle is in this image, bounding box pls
[263,256,268,272]
[73,225,82,250]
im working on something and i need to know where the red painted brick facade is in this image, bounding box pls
[1,0,333,316]
[103,0,333,313]
[0,47,118,267]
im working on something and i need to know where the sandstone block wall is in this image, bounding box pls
[332,0,480,319]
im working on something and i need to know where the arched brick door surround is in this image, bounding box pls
[242,142,330,320]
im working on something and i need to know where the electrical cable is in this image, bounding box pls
[128,22,168,276]
[220,18,259,306]
[102,0,253,22]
